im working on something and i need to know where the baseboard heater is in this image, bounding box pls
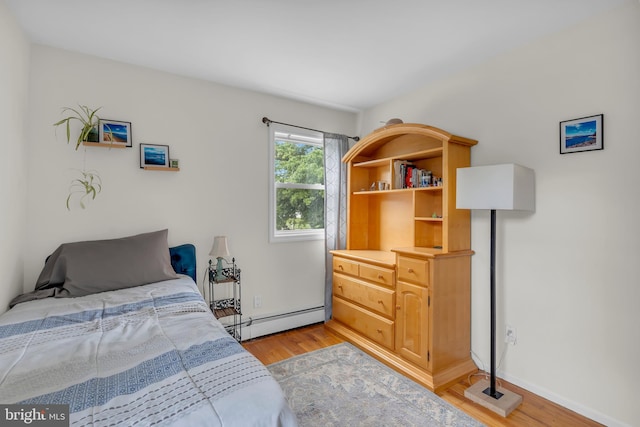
[242,306,324,340]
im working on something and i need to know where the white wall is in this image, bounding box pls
[22,45,356,330]
[0,1,29,312]
[360,3,639,426]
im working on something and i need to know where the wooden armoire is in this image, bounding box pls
[326,123,478,392]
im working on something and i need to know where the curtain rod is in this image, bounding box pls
[262,117,360,141]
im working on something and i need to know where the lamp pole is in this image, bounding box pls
[484,209,503,399]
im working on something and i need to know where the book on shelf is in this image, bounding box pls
[394,159,436,189]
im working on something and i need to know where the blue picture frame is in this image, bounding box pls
[140,143,170,168]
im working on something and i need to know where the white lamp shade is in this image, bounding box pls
[209,236,231,258]
[456,164,535,211]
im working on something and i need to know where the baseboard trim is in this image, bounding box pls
[242,306,324,340]
[496,370,630,427]
[471,352,628,426]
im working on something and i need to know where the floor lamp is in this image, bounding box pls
[456,163,535,417]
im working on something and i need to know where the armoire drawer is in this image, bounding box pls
[332,297,394,350]
[333,257,359,277]
[359,263,394,287]
[333,256,395,287]
[333,273,395,318]
[397,256,429,287]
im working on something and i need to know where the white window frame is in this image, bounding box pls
[269,123,325,243]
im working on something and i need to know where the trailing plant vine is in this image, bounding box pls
[67,169,102,210]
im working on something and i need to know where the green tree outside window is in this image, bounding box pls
[274,139,324,231]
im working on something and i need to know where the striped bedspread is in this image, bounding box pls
[0,277,297,426]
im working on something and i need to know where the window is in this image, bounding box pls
[269,124,324,242]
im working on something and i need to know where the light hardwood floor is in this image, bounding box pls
[243,323,602,427]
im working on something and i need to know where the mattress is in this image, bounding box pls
[0,276,297,426]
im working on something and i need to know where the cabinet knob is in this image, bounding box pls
[377,274,384,279]
[337,285,343,290]
[338,265,344,270]
[396,305,401,310]
[377,300,383,304]
[407,268,414,273]
[376,329,382,334]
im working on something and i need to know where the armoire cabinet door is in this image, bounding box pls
[395,281,429,368]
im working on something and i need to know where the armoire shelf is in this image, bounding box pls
[351,147,444,169]
[353,186,442,195]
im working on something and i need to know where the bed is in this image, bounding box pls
[0,230,297,426]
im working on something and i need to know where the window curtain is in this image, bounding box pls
[323,133,350,322]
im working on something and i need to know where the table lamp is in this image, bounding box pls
[209,236,231,282]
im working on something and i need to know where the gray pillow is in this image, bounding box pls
[34,229,178,297]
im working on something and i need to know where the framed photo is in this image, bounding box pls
[99,119,132,147]
[559,114,603,154]
[140,143,170,168]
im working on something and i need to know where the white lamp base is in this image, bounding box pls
[464,379,523,417]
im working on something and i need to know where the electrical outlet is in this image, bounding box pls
[505,325,517,345]
[253,295,262,308]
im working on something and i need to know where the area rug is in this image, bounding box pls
[267,343,485,426]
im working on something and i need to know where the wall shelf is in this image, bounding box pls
[143,166,180,172]
[82,141,127,149]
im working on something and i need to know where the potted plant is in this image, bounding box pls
[54,105,103,209]
[53,105,101,149]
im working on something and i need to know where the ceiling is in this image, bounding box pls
[6,0,628,112]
